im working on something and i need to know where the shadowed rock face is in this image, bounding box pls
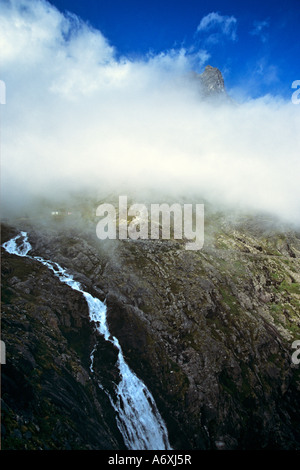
[1,207,300,450]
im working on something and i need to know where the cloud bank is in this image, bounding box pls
[1,0,299,226]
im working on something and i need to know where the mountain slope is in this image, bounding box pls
[1,209,300,450]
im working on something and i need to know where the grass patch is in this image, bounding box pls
[279,281,300,295]
[220,287,240,315]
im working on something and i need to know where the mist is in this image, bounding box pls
[1,0,300,227]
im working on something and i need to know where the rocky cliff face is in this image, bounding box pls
[1,206,300,450]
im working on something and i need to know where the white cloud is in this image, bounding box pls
[197,12,237,42]
[250,20,269,42]
[1,0,299,226]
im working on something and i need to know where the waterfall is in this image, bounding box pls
[2,232,172,450]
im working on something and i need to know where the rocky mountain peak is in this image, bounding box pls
[190,65,228,100]
[200,65,225,95]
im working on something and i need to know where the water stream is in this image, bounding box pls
[2,231,172,450]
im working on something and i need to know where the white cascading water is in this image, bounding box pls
[2,232,172,450]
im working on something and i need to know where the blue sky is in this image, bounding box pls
[48,0,300,99]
